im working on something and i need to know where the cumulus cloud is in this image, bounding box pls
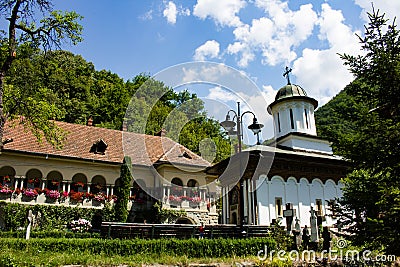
[163,1,190,25]
[292,4,361,106]
[193,40,220,61]
[227,1,318,67]
[193,0,246,27]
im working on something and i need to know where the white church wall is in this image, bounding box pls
[256,175,270,225]
[286,177,299,220]
[269,176,286,225]
[255,175,343,227]
[310,179,325,211]
[298,178,311,227]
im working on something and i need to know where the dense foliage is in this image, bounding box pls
[316,9,400,255]
[0,0,83,149]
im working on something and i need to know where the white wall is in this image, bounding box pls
[256,175,343,227]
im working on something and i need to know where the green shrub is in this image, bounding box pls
[0,230,100,238]
[0,201,113,231]
[0,237,276,258]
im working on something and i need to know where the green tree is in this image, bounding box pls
[114,156,132,222]
[332,8,400,254]
[0,0,83,149]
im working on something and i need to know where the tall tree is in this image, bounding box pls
[114,156,132,222]
[334,8,400,254]
[0,0,82,149]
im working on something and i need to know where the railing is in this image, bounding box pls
[101,222,273,239]
[161,184,216,212]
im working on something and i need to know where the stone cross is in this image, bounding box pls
[283,66,292,85]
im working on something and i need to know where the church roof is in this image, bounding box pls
[2,120,210,168]
[275,84,308,101]
[268,84,318,113]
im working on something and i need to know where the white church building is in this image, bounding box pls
[207,77,349,228]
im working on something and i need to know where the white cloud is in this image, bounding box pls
[163,1,178,24]
[193,40,220,61]
[293,4,361,106]
[227,1,318,67]
[354,0,400,22]
[163,1,191,25]
[207,86,239,102]
[193,0,246,27]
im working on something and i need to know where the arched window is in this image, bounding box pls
[289,109,295,129]
[91,175,106,194]
[187,179,199,197]
[304,109,309,129]
[0,166,16,186]
[187,179,198,187]
[25,169,43,189]
[277,113,281,133]
[171,178,183,196]
[47,171,63,190]
[71,173,87,192]
[171,178,183,186]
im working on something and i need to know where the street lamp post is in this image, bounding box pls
[220,102,264,225]
[220,102,264,153]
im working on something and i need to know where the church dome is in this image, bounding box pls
[275,84,308,101]
[268,84,318,114]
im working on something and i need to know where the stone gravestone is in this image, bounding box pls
[26,209,33,240]
[283,203,295,235]
[309,206,319,250]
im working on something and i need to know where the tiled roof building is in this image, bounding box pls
[0,120,218,225]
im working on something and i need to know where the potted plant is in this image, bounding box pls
[0,184,13,199]
[44,189,61,202]
[22,188,39,200]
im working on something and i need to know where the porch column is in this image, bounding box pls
[110,185,114,196]
[67,181,71,193]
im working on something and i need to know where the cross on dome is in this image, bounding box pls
[283,66,292,85]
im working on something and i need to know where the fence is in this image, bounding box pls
[101,222,273,239]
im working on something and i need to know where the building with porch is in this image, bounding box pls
[0,119,218,225]
[207,78,350,228]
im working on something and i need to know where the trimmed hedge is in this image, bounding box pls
[0,237,276,258]
[0,201,112,231]
[0,230,100,238]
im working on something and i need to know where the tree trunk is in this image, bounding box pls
[0,72,5,151]
[0,0,21,151]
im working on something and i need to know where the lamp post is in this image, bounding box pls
[220,102,264,225]
[220,102,264,153]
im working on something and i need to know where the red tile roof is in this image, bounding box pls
[2,120,210,168]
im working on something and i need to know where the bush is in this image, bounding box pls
[0,201,112,231]
[0,230,100,238]
[0,237,276,258]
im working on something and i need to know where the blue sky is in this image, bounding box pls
[14,1,400,142]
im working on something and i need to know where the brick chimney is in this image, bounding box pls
[155,128,167,137]
[87,116,93,126]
